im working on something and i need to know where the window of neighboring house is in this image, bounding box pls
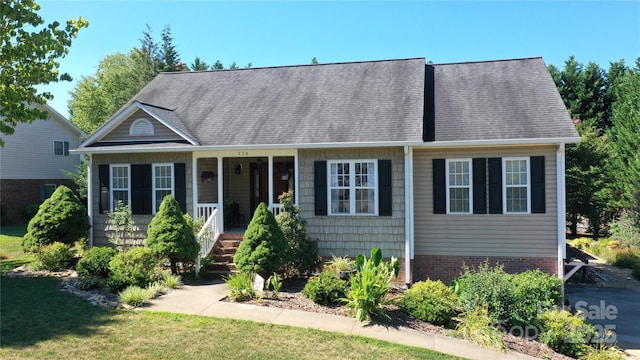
[153,163,174,213]
[446,159,472,213]
[503,157,530,213]
[328,160,377,215]
[40,184,57,201]
[53,141,69,156]
[110,164,130,209]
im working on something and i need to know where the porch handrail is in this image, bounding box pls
[195,207,222,274]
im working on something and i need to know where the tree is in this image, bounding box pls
[234,202,291,278]
[146,195,199,274]
[22,185,90,252]
[276,190,319,275]
[190,57,210,71]
[0,0,88,146]
[310,57,318,64]
[159,25,186,72]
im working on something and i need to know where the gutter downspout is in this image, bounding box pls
[87,154,93,248]
[556,143,566,289]
[404,146,414,286]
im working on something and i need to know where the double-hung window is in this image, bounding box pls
[153,163,174,213]
[110,164,130,209]
[503,157,530,213]
[53,141,69,156]
[446,159,472,213]
[328,160,377,215]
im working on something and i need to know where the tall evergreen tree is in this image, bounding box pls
[190,57,210,71]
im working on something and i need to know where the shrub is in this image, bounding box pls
[302,270,348,305]
[146,195,199,275]
[22,186,90,253]
[33,242,74,271]
[327,255,356,272]
[266,272,282,298]
[162,273,183,289]
[456,262,515,327]
[24,204,40,220]
[119,285,152,307]
[582,344,625,360]
[571,237,593,250]
[234,202,291,278]
[399,279,459,327]
[107,247,160,292]
[538,309,594,358]
[345,248,399,322]
[510,269,563,328]
[611,248,640,269]
[76,246,117,278]
[75,276,103,290]
[224,272,256,302]
[146,282,166,298]
[276,190,320,276]
[107,200,135,250]
[452,305,506,351]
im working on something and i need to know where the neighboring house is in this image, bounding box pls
[0,104,85,224]
[75,57,580,284]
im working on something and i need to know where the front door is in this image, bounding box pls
[249,161,268,214]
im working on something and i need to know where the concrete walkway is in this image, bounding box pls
[141,279,537,360]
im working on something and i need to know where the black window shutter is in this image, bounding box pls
[314,161,327,216]
[488,158,503,214]
[472,158,487,214]
[131,165,152,215]
[174,163,187,213]
[530,156,545,213]
[433,159,446,214]
[378,159,392,216]
[98,164,109,214]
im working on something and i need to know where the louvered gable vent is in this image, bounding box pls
[129,118,154,136]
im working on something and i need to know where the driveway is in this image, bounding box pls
[565,285,640,358]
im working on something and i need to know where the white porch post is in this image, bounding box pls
[192,154,198,219]
[217,156,224,232]
[557,143,566,281]
[87,154,93,248]
[404,145,414,286]
[294,150,299,205]
[268,155,274,207]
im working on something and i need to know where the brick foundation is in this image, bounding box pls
[412,255,557,284]
[0,179,78,225]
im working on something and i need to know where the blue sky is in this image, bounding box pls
[37,0,640,118]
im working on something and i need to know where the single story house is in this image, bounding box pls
[1,103,85,224]
[75,57,580,284]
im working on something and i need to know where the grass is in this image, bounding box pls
[0,276,462,360]
[0,223,34,273]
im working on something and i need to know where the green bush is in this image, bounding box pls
[302,270,348,306]
[24,204,40,220]
[510,269,562,328]
[146,195,199,275]
[538,309,594,358]
[234,202,291,278]
[75,276,103,290]
[611,248,640,269]
[146,282,166,298]
[571,237,593,250]
[107,247,160,292]
[276,190,320,276]
[224,272,256,302]
[22,186,90,253]
[399,279,459,327]
[33,242,74,271]
[162,273,183,289]
[119,285,152,307]
[345,248,399,322]
[452,305,506,351]
[76,246,117,278]
[582,344,626,360]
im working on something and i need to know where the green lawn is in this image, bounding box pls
[0,223,33,273]
[0,276,462,360]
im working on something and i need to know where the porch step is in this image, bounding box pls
[202,232,243,278]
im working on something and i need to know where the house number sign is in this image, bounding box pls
[237,151,249,156]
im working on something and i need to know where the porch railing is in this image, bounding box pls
[195,207,222,274]
[269,203,283,216]
[196,203,218,221]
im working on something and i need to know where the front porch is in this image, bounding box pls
[192,150,298,271]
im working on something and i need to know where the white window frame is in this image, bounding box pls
[503,157,530,214]
[53,140,69,156]
[327,159,378,216]
[129,118,155,136]
[152,163,174,214]
[446,159,472,214]
[110,164,131,210]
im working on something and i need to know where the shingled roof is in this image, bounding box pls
[81,56,578,150]
[124,58,426,146]
[430,57,577,142]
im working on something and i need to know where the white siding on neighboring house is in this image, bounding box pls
[0,110,83,180]
[413,145,558,258]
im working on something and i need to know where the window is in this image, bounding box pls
[129,118,154,136]
[446,159,472,213]
[53,141,69,156]
[153,164,174,213]
[503,158,530,213]
[110,164,130,209]
[328,160,377,215]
